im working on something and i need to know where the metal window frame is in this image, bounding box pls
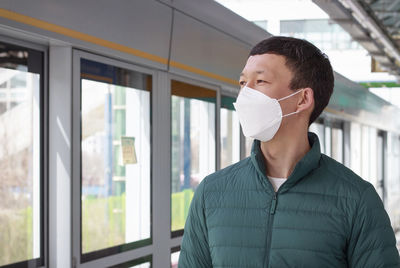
[0,35,48,268]
[108,254,152,268]
[72,49,156,268]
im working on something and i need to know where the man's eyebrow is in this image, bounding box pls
[239,70,265,76]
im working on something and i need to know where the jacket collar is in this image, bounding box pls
[250,132,321,193]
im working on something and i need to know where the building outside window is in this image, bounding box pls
[280,19,361,51]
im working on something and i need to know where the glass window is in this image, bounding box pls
[376,132,384,200]
[309,121,325,154]
[280,19,357,50]
[80,59,151,259]
[324,126,332,157]
[220,95,240,168]
[171,80,216,233]
[368,127,378,187]
[361,126,370,179]
[0,42,44,267]
[245,137,254,157]
[360,126,378,186]
[252,20,268,31]
[171,250,180,268]
[386,134,400,248]
[350,122,362,176]
[331,127,343,163]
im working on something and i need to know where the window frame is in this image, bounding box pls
[72,50,156,267]
[108,255,152,268]
[0,35,48,268]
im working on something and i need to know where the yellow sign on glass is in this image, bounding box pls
[121,136,137,164]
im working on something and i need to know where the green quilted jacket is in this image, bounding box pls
[179,132,400,268]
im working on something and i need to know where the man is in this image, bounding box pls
[179,36,400,267]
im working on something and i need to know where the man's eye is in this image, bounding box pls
[239,81,246,86]
[257,80,266,84]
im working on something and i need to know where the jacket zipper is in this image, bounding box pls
[264,192,277,268]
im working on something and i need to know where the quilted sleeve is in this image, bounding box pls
[178,180,212,268]
[347,185,400,267]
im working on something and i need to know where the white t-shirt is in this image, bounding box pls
[268,177,287,192]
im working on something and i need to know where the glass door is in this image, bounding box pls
[73,51,153,267]
[170,79,217,236]
[0,40,46,268]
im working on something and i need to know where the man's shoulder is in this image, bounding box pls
[202,157,254,190]
[317,154,373,197]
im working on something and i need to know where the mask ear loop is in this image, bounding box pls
[282,110,300,118]
[278,89,304,118]
[277,88,304,102]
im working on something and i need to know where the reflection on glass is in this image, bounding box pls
[280,19,360,50]
[369,127,377,187]
[361,126,370,180]
[81,59,151,254]
[0,68,40,266]
[331,127,343,163]
[171,251,180,268]
[309,122,325,154]
[220,96,240,168]
[360,126,378,188]
[376,134,384,200]
[324,126,331,157]
[129,262,151,268]
[245,137,253,157]
[171,80,216,232]
[253,20,268,31]
[386,133,400,248]
[350,122,362,176]
[351,124,379,186]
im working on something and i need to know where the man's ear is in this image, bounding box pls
[297,87,314,112]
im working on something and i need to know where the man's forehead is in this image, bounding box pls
[240,66,275,78]
[240,54,289,77]
[240,70,266,76]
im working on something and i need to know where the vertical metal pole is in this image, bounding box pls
[215,88,221,171]
[105,86,113,196]
[152,71,172,268]
[50,45,72,268]
[182,98,191,190]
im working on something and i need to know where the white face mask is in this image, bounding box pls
[233,85,303,142]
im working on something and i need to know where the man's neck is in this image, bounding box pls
[260,128,311,178]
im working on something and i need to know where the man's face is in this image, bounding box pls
[239,53,299,118]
